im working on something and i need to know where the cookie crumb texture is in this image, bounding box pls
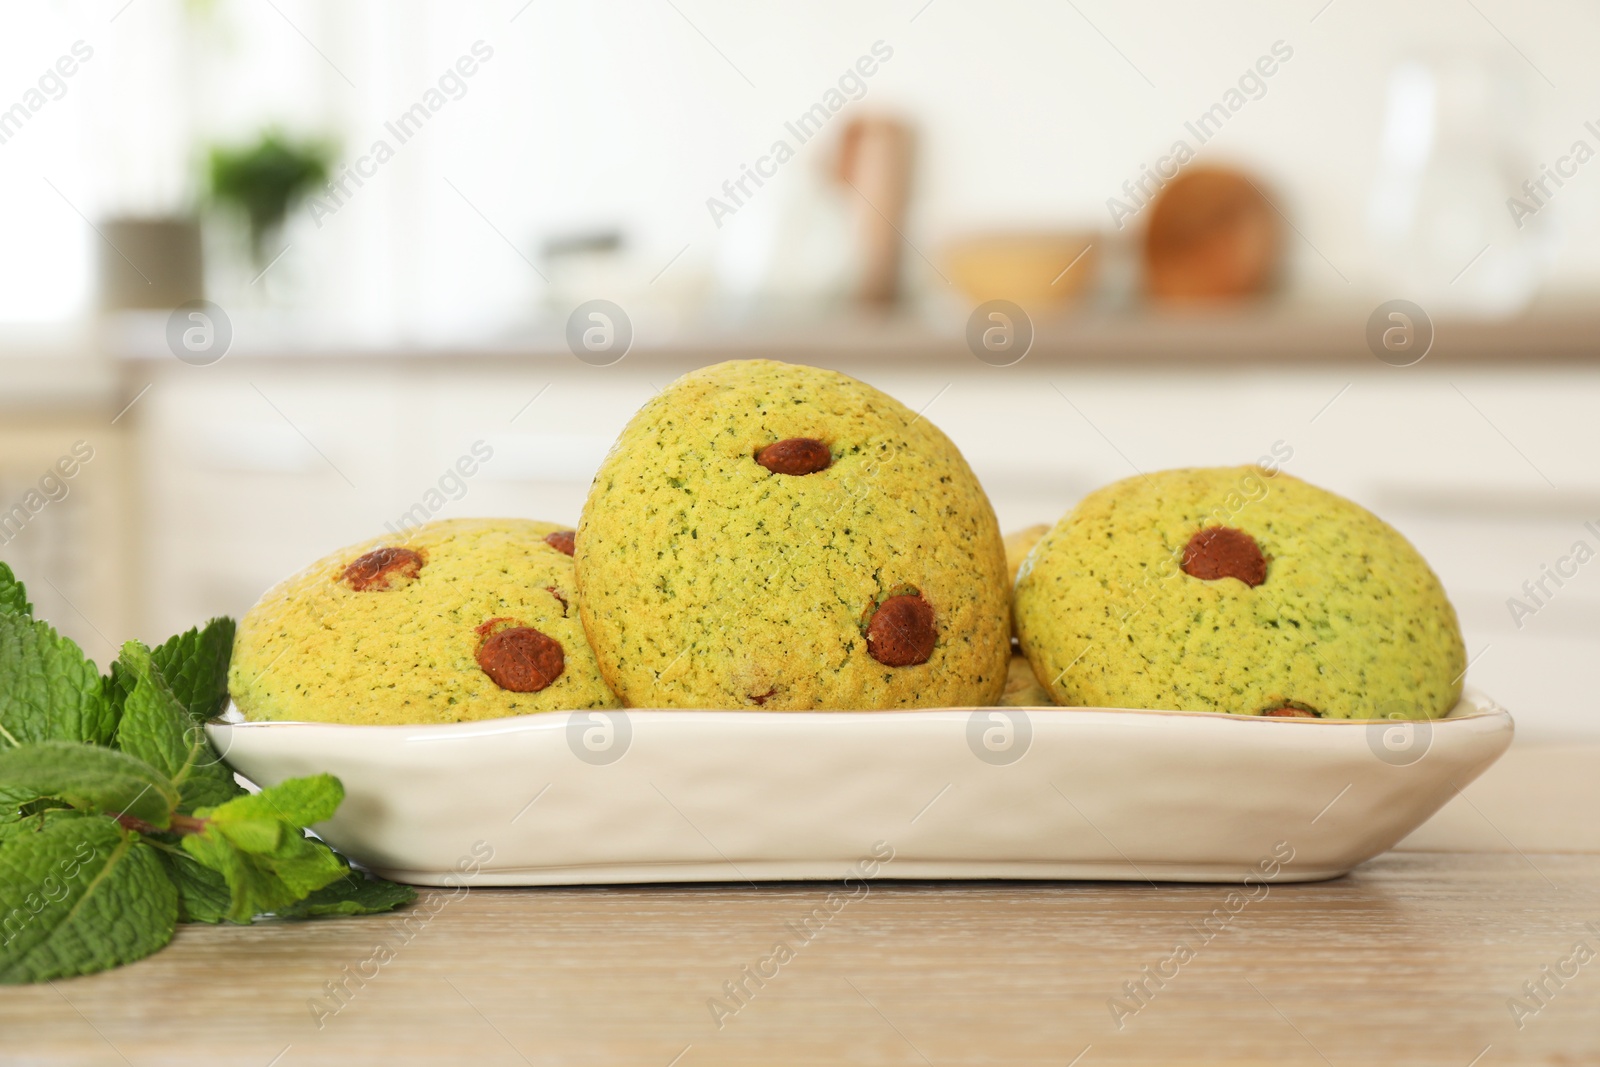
[576,359,1010,709]
[231,517,621,724]
[1013,467,1466,719]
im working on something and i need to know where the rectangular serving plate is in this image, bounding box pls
[207,690,1512,887]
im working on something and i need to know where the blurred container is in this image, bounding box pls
[541,229,628,312]
[834,116,916,307]
[1367,54,1548,316]
[97,216,204,311]
[944,231,1098,307]
[1143,167,1280,304]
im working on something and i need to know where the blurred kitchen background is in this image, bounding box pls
[1,0,1596,741]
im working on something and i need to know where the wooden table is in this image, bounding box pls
[8,747,1599,1066]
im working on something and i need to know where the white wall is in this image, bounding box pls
[2,0,1597,334]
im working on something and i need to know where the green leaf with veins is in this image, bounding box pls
[0,563,30,618]
[0,811,55,843]
[181,827,348,923]
[0,613,114,748]
[180,775,349,922]
[0,786,35,822]
[214,773,344,829]
[0,811,178,983]
[0,742,177,827]
[112,642,240,810]
[278,869,417,918]
[150,618,236,724]
[154,847,234,924]
[104,661,133,728]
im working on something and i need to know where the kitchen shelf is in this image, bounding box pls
[102,307,1600,369]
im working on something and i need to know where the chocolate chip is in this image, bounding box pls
[755,438,831,476]
[866,593,937,667]
[545,530,576,556]
[476,626,565,693]
[342,547,424,591]
[1181,526,1267,587]
[1263,705,1320,718]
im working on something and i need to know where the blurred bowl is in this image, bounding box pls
[944,232,1097,307]
[1144,166,1280,303]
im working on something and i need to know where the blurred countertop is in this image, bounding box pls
[99,307,1600,368]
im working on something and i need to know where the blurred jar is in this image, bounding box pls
[1367,54,1553,317]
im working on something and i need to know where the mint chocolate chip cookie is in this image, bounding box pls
[1013,466,1466,719]
[231,518,620,724]
[575,359,1010,709]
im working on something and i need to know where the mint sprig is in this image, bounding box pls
[181,775,349,922]
[0,565,416,983]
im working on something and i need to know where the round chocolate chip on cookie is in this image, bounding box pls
[476,624,565,693]
[866,593,937,667]
[343,547,425,591]
[1181,526,1267,586]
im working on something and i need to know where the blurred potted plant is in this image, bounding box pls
[205,130,334,266]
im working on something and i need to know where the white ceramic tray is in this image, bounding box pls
[207,690,1512,887]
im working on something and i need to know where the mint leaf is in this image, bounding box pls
[0,812,177,983]
[0,613,114,748]
[104,661,134,728]
[150,618,236,724]
[0,742,177,827]
[163,832,412,923]
[181,828,347,923]
[112,642,239,810]
[277,870,416,918]
[154,848,233,924]
[0,563,30,617]
[217,774,344,829]
[0,811,56,843]
[180,775,349,922]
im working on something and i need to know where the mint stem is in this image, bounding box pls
[115,811,209,836]
[114,813,161,835]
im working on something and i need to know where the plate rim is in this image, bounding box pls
[207,686,1510,736]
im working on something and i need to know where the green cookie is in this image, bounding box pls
[1014,466,1466,719]
[576,359,1010,709]
[232,518,620,725]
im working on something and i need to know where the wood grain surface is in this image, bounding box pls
[7,743,1595,1065]
[6,848,1599,1066]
